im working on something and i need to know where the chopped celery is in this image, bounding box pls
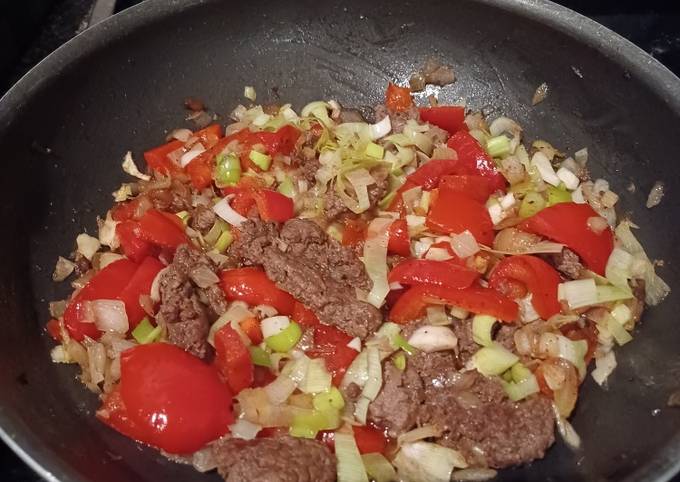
[486,135,511,158]
[265,320,302,352]
[473,343,519,376]
[313,387,345,411]
[365,142,384,159]
[472,314,496,347]
[518,191,546,218]
[249,150,272,171]
[511,362,532,383]
[132,318,161,344]
[175,210,190,225]
[215,153,242,187]
[277,176,296,198]
[215,230,234,253]
[547,185,571,206]
[393,352,406,371]
[393,333,416,355]
[249,346,272,367]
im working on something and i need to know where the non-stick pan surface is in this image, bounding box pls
[0,0,679,481]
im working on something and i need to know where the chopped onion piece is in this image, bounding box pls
[363,218,394,308]
[264,373,297,405]
[98,212,120,249]
[556,167,579,190]
[409,325,458,352]
[503,374,540,401]
[76,233,101,261]
[362,453,397,482]
[345,168,375,212]
[571,185,586,204]
[450,230,479,258]
[347,337,362,352]
[532,151,560,186]
[587,216,609,234]
[243,85,256,101]
[591,350,617,386]
[471,315,496,347]
[473,344,519,376]
[451,468,498,481]
[299,358,332,394]
[553,404,581,449]
[397,425,443,447]
[487,202,503,225]
[150,266,170,302]
[426,306,450,326]
[169,128,193,142]
[179,143,206,168]
[213,195,248,227]
[91,300,129,334]
[499,192,515,209]
[53,256,76,282]
[122,151,150,181]
[261,316,290,339]
[335,432,369,482]
[394,441,468,482]
[425,247,453,261]
[360,346,383,401]
[605,247,634,290]
[532,82,549,106]
[558,278,597,309]
[370,116,392,140]
[518,294,540,323]
[646,181,665,208]
[574,148,588,165]
[229,418,261,440]
[481,241,565,255]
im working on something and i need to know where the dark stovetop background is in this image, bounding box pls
[1,0,680,480]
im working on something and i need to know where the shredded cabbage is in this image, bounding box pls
[363,218,394,308]
[394,441,468,482]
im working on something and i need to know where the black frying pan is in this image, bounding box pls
[0,0,679,481]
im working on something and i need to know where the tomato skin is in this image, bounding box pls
[63,259,139,341]
[447,130,506,191]
[117,256,165,329]
[519,203,613,275]
[214,325,254,394]
[426,189,495,245]
[419,106,465,135]
[219,267,296,315]
[385,83,412,112]
[292,301,320,328]
[252,189,295,222]
[307,325,358,386]
[489,255,562,320]
[109,343,233,454]
[387,219,411,257]
[388,259,479,290]
[389,284,518,324]
[136,209,188,249]
[353,425,389,454]
[439,174,496,203]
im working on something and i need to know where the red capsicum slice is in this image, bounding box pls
[307,324,359,386]
[388,259,480,290]
[419,106,466,135]
[519,202,613,275]
[117,256,165,329]
[489,255,562,319]
[116,220,156,262]
[136,209,188,249]
[63,259,139,341]
[252,189,295,222]
[389,284,518,324]
[447,130,506,192]
[387,218,411,257]
[292,301,320,328]
[214,325,254,394]
[387,159,461,212]
[219,267,296,315]
[100,343,233,454]
[426,188,495,245]
[439,174,496,203]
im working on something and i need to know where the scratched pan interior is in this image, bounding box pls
[0,0,679,481]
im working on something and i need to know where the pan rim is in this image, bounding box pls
[0,0,678,481]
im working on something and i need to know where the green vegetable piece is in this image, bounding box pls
[249,346,272,367]
[473,343,519,376]
[472,314,496,347]
[175,210,191,225]
[486,135,511,158]
[265,321,302,352]
[289,409,341,439]
[277,176,296,198]
[204,219,228,246]
[518,191,546,218]
[511,362,532,383]
[365,142,385,159]
[313,387,345,411]
[501,369,514,382]
[249,150,272,171]
[362,453,397,482]
[215,230,234,253]
[378,190,397,210]
[393,352,406,371]
[502,375,539,401]
[215,153,242,187]
[393,333,416,356]
[547,185,571,206]
[132,317,161,344]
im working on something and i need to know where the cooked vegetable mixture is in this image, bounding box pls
[47,76,669,482]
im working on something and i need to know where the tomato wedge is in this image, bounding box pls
[388,259,479,290]
[419,106,465,135]
[426,188,494,245]
[389,284,518,324]
[105,343,233,454]
[519,202,613,275]
[214,325,254,394]
[219,267,295,315]
[489,255,562,320]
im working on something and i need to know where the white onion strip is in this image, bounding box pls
[213,195,248,227]
[363,218,394,308]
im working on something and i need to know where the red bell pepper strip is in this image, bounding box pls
[426,188,495,245]
[219,267,296,315]
[387,218,411,257]
[389,284,518,324]
[250,124,301,157]
[292,301,320,328]
[307,325,359,386]
[63,259,139,341]
[116,220,156,263]
[46,319,62,342]
[387,159,461,212]
[118,256,165,329]
[136,209,188,249]
[353,425,389,455]
[143,140,184,176]
[252,189,295,222]
[439,174,496,204]
[214,325,255,394]
[519,202,613,275]
[102,343,233,454]
[489,255,562,320]
[419,106,465,135]
[385,83,412,112]
[447,130,506,192]
[388,259,480,290]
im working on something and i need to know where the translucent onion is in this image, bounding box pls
[76,233,101,261]
[91,300,129,334]
[335,432,369,482]
[122,151,150,181]
[213,195,248,227]
[591,350,617,386]
[450,230,479,258]
[397,425,443,447]
[408,325,458,353]
[393,441,468,482]
[363,218,394,308]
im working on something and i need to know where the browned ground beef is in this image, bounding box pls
[212,435,336,482]
[368,349,555,469]
[229,218,382,339]
[156,245,227,359]
[549,248,583,280]
[190,204,217,234]
[324,189,350,221]
[146,179,192,213]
